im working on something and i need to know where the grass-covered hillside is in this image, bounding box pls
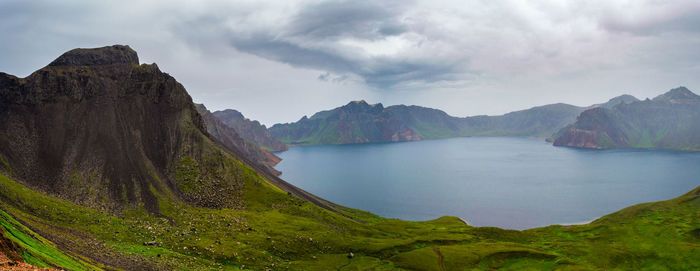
[1,171,698,270]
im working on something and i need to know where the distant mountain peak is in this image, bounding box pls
[653,86,699,103]
[48,45,138,67]
[598,94,639,109]
[341,100,384,113]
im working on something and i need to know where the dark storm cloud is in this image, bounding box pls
[211,0,469,89]
[287,0,408,40]
[230,33,358,73]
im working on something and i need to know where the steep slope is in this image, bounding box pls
[270,101,586,145]
[212,109,287,152]
[195,104,282,175]
[553,87,700,150]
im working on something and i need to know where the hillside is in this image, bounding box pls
[196,104,282,175]
[213,109,287,152]
[553,87,700,150]
[0,46,697,270]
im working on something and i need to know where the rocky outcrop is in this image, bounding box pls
[212,109,287,151]
[553,87,700,150]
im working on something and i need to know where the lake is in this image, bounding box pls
[274,137,700,230]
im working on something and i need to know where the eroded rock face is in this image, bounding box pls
[0,45,252,211]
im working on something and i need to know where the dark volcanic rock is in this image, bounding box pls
[0,45,283,212]
[0,45,340,215]
[48,45,139,67]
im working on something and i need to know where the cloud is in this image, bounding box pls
[1,0,700,125]
[165,0,700,89]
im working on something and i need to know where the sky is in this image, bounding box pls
[1,0,699,126]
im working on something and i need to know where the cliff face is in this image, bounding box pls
[0,45,286,212]
[212,109,287,151]
[196,104,281,175]
[553,87,700,150]
[269,100,588,145]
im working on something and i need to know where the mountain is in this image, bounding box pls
[212,109,287,152]
[269,100,587,145]
[553,87,700,150]
[0,45,331,212]
[269,100,423,145]
[195,104,282,176]
[0,46,697,270]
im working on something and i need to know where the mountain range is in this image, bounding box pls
[267,95,642,146]
[0,45,697,270]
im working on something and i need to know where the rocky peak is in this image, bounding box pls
[216,109,245,120]
[343,100,383,114]
[48,45,139,67]
[653,87,699,103]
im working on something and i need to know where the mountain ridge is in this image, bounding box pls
[212,109,287,152]
[553,87,700,150]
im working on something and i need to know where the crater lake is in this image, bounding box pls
[275,137,700,229]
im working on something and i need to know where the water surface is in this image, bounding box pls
[275,137,700,229]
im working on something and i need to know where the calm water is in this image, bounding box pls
[275,137,700,230]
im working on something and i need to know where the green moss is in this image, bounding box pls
[0,209,102,270]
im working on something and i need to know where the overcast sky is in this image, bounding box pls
[2,0,699,125]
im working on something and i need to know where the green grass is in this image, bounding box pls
[0,171,698,270]
[0,209,102,270]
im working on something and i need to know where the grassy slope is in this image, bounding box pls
[0,166,697,270]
